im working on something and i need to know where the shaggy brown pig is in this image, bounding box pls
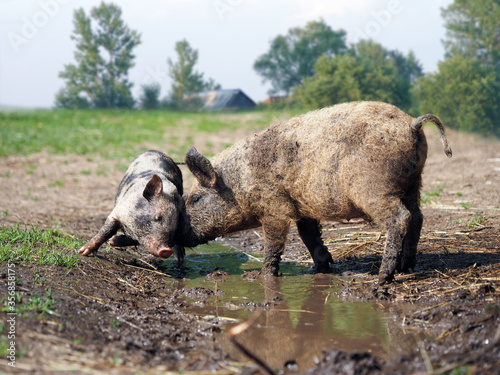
[176,102,452,284]
[79,150,185,262]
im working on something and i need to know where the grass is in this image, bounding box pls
[454,213,486,227]
[460,201,473,210]
[0,109,282,159]
[49,180,65,187]
[421,187,444,204]
[0,289,58,315]
[467,213,485,227]
[0,225,81,267]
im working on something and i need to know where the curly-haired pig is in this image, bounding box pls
[79,150,185,262]
[175,101,452,284]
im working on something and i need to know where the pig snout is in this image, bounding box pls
[146,244,174,258]
[144,236,175,258]
[157,247,174,258]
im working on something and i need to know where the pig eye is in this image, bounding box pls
[155,215,163,222]
[190,194,202,204]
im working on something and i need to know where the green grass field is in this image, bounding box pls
[0,109,288,159]
[0,226,81,267]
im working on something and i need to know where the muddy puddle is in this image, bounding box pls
[155,243,413,372]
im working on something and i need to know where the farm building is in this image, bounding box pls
[262,95,289,104]
[192,89,256,111]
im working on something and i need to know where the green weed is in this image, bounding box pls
[426,187,443,197]
[420,195,431,204]
[0,334,7,359]
[24,188,39,201]
[111,318,120,329]
[49,180,65,187]
[460,201,473,210]
[34,272,45,285]
[110,356,123,366]
[0,289,57,315]
[95,164,110,176]
[421,187,444,204]
[467,213,485,227]
[445,365,470,375]
[0,225,81,267]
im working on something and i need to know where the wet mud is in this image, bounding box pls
[1,129,499,374]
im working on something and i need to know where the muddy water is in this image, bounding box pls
[165,243,411,372]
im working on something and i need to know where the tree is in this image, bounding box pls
[414,55,499,134]
[354,41,422,109]
[442,0,500,68]
[292,41,422,111]
[253,19,347,96]
[413,0,500,135]
[167,39,220,109]
[55,2,141,109]
[139,83,161,110]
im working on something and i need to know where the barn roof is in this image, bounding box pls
[193,89,256,111]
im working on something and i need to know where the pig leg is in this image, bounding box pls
[79,216,121,256]
[399,187,422,272]
[261,218,290,276]
[173,245,185,264]
[377,200,411,285]
[296,218,333,273]
[109,234,139,247]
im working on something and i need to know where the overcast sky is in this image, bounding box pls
[0,0,453,108]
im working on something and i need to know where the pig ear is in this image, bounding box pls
[185,147,217,188]
[143,174,163,201]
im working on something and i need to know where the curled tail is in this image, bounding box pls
[411,114,452,158]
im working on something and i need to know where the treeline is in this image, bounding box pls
[56,1,500,136]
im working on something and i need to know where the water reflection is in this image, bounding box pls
[214,275,388,371]
[168,244,409,372]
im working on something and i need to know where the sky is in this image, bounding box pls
[0,0,454,108]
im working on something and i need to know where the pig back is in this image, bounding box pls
[247,101,425,221]
[116,150,183,202]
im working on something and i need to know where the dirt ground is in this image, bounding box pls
[0,125,499,374]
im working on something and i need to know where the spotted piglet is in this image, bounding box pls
[79,150,185,262]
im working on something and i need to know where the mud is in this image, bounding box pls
[1,127,499,374]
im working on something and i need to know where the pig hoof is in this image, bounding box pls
[78,245,96,256]
[261,262,281,276]
[261,268,281,277]
[173,245,185,264]
[378,273,394,285]
[314,263,332,274]
[399,260,417,273]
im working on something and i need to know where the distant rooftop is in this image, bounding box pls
[192,89,256,111]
